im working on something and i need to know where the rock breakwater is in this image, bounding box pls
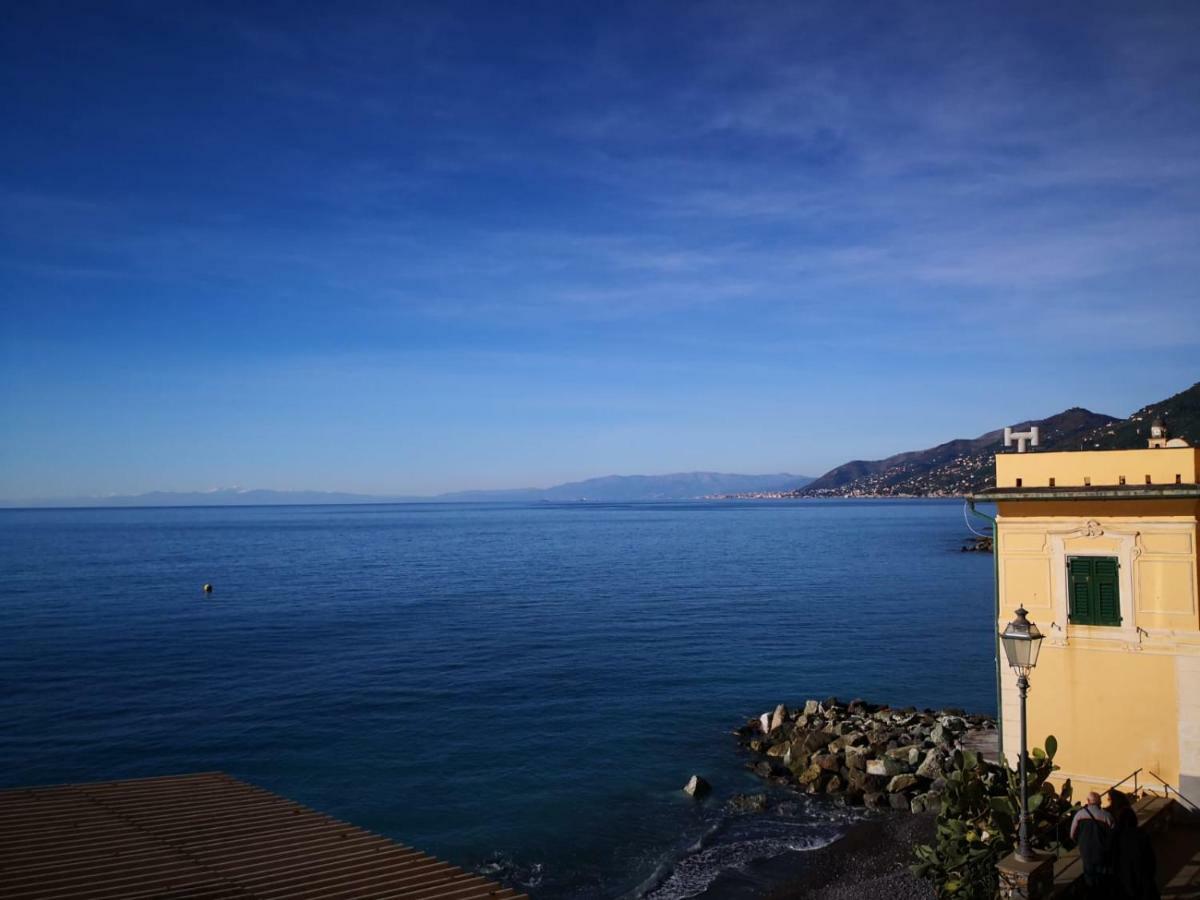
[736,698,997,814]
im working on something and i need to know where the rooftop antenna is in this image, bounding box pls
[1004,425,1039,453]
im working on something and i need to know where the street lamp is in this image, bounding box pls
[1000,606,1045,862]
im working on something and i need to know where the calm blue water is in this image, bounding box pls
[0,500,995,898]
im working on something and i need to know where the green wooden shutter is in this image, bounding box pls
[1092,557,1121,625]
[1066,557,1121,627]
[1068,557,1094,624]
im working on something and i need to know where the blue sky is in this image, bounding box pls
[2,1,1199,499]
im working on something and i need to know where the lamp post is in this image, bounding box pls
[1000,606,1044,862]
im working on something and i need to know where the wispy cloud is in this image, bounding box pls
[3,2,1199,495]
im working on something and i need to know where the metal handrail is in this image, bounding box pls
[1148,770,1200,813]
[1101,767,1141,800]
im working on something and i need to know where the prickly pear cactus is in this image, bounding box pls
[911,736,1072,898]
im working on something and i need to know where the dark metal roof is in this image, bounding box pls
[0,772,526,900]
[968,483,1200,502]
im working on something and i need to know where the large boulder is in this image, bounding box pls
[841,731,868,747]
[868,739,892,758]
[844,747,868,771]
[825,774,844,793]
[799,731,838,754]
[915,790,943,814]
[887,773,920,793]
[765,742,789,758]
[796,764,825,787]
[867,757,910,777]
[885,745,922,767]
[939,715,968,734]
[863,791,888,809]
[916,749,945,780]
[812,753,842,772]
[683,775,711,798]
[770,704,789,732]
[847,769,887,792]
[803,699,821,716]
[888,792,912,810]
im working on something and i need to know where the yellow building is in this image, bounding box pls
[971,441,1200,804]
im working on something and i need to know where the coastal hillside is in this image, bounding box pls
[798,381,1199,498]
[1074,381,1200,450]
[440,471,813,502]
[798,407,1116,497]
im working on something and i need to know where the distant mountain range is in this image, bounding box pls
[24,489,413,508]
[795,381,1199,498]
[7,472,814,508]
[9,381,1196,508]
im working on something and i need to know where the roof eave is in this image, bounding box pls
[967,485,1200,502]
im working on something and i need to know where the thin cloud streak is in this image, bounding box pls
[2,2,1198,496]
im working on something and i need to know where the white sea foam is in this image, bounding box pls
[477,853,545,890]
[641,831,839,900]
[628,801,848,900]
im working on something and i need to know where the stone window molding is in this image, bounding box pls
[1046,521,1142,649]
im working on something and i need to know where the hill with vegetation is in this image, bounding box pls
[1074,381,1200,450]
[797,381,1199,498]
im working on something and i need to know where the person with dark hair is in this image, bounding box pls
[1071,791,1115,891]
[1108,790,1160,900]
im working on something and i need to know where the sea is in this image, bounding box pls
[0,499,996,898]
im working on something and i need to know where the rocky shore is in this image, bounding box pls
[735,697,998,814]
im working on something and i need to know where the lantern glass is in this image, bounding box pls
[1000,607,1044,673]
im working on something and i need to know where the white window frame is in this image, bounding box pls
[1047,521,1139,647]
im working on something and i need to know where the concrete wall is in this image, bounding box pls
[995,447,1199,488]
[995,497,1199,803]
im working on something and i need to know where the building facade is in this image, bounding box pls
[976,445,1200,802]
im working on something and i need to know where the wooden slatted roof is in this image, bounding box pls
[0,772,526,900]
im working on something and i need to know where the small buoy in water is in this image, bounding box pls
[203,583,213,594]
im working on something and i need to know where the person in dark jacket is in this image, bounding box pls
[1108,790,1160,900]
[1071,791,1115,891]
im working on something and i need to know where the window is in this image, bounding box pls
[1067,557,1121,626]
